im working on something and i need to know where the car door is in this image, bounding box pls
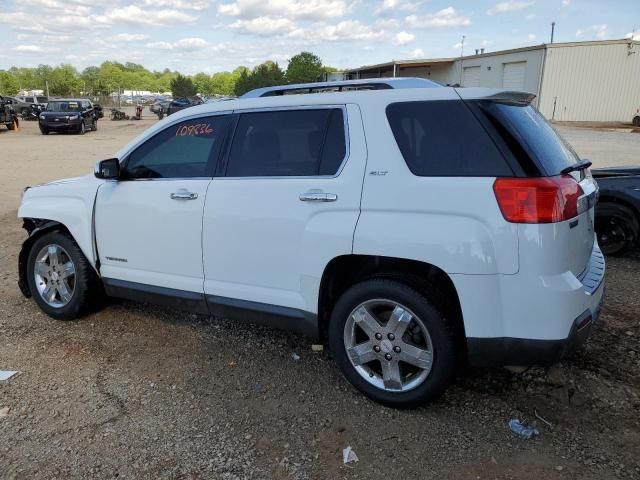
[202,104,367,317]
[95,113,230,297]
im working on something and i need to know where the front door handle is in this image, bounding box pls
[299,192,338,202]
[170,191,198,200]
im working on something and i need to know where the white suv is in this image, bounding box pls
[17,78,605,408]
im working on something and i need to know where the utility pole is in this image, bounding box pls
[458,35,465,86]
[45,80,50,98]
[550,22,556,43]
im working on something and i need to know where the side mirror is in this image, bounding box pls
[95,158,120,179]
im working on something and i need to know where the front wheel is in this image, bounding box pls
[329,279,456,408]
[596,202,640,255]
[78,122,86,135]
[26,232,103,319]
[92,119,98,131]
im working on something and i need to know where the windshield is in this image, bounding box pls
[36,96,48,103]
[46,101,81,112]
[472,101,580,176]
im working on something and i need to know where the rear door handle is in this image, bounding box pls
[299,192,338,202]
[170,191,198,200]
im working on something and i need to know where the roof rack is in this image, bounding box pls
[241,77,441,98]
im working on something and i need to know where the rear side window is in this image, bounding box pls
[226,108,346,177]
[469,101,579,176]
[386,101,511,177]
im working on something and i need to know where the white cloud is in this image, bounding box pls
[374,0,423,16]
[393,31,415,46]
[525,13,536,20]
[411,48,425,58]
[625,32,640,41]
[405,7,471,28]
[487,1,534,15]
[375,18,400,29]
[218,0,348,20]
[576,24,608,40]
[562,0,570,6]
[229,16,296,35]
[111,33,150,42]
[14,45,45,52]
[142,0,210,10]
[288,20,385,43]
[527,33,536,40]
[95,6,197,26]
[145,37,209,50]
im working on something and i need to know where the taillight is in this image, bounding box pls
[493,175,583,223]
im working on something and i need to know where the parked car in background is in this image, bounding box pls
[0,95,19,130]
[593,166,640,255]
[17,78,605,408]
[165,97,203,116]
[633,109,640,127]
[39,98,97,135]
[14,95,48,116]
[150,99,171,119]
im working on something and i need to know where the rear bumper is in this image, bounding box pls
[458,240,606,368]
[467,287,604,367]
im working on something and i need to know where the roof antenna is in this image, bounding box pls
[550,21,556,43]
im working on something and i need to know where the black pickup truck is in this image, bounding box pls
[593,166,640,255]
[0,95,19,130]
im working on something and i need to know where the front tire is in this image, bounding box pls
[26,232,103,320]
[78,122,86,135]
[329,279,456,408]
[39,126,49,135]
[92,119,98,131]
[596,202,640,255]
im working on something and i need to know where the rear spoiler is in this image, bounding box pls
[455,88,536,105]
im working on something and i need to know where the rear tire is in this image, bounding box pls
[595,202,640,255]
[8,119,17,130]
[26,232,103,320]
[329,279,456,408]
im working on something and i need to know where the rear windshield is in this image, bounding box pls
[46,101,81,112]
[469,101,580,176]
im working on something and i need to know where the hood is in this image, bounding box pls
[24,173,98,194]
[592,166,640,178]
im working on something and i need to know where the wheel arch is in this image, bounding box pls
[317,254,466,352]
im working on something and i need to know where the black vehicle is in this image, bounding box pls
[39,98,97,135]
[593,166,640,255]
[164,97,202,117]
[94,104,104,119]
[22,103,44,121]
[0,95,19,130]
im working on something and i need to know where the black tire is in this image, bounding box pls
[329,279,456,408]
[633,116,640,127]
[39,127,49,135]
[92,119,98,131]
[8,118,17,131]
[595,202,640,255]
[78,121,86,135]
[157,112,164,120]
[21,107,29,117]
[26,231,103,320]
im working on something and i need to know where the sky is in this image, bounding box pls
[0,0,639,74]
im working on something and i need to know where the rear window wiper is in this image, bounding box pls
[561,159,592,175]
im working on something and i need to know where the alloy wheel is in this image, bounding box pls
[34,244,76,308]
[343,299,434,392]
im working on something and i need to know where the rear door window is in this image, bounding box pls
[225,108,346,177]
[469,101,579,176]
[386,100,512,177]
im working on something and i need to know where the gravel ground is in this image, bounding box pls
[1,117,639,479]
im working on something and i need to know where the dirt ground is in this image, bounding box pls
[1,115,639,479]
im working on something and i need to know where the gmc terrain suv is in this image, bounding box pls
[17,78,605,408]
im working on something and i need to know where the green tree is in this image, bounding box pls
[48,64,82,96]
[192,72,213,96]
[0,71,20,95]
[286,51,324,84]
[170,74,197,97]
[234,61,285,96]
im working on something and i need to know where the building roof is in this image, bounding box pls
[346,38,640,73]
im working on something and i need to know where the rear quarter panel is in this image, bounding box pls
[352,92,519,275]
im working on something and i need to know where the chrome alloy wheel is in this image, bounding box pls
[344,299,434,392]
[34,244,76,308]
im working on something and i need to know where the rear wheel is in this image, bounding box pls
[26,232,103,319]
[8,118,17,130]
[329,279,456,408]
[595,202,640,255]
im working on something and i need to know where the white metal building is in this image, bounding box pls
[347,39,640,122]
